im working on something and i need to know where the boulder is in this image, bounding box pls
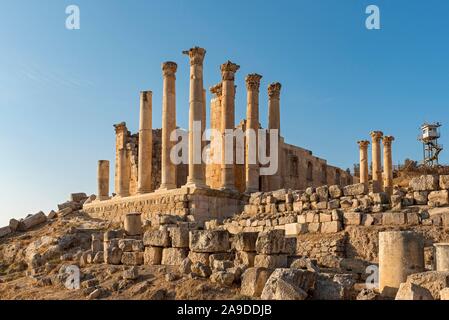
[428,190,449,207]
[343,183,367,196]
[70,192,88,203]
[233,232,258,252]
[161,248,188,266]
[290,257,320,272]
[0,226,12,238]
[240,267,273,297]
[143,247,163,265]
[210,271,235,286]
[406,271,449,300]
[143,230,171,247]
[256,230,285,254]
[261,268,315,300]
[19,211,47,231]
[9,219,20,231]
[329,185,343,199]
[395,282,433,300]
[189,230,230,253]
[312,273,355,300]
[123,266,139,280]
[409,175,439,191]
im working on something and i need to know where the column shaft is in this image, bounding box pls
[358,140,370,186]
[114,123,130,197]
[268,82,282,191]
[97,160,110,200]
[160,62,177,190]
[383,136,395,195]
[370,131,383,192]
[137,91,153,194]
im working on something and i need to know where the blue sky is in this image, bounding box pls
[1,0,448,225]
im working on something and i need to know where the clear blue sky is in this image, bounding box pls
[1,0,448,226]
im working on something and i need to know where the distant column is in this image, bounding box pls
[114,122,130,197]
[268,82,282,191]
[220,61,240,191]
[183,47,207,188]
[358,140,370,186]
[370,131,383,192]
[383,136,395,195]
[245,74,263,193]
[159,62,177,190]
[97,160,110,200]
[137,91,153,194]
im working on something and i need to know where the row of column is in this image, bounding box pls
[97,46,282,198]
[358,131,395,194]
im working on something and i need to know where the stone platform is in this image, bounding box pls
[83,186,248,225]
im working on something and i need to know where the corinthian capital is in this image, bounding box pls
[245,73,263,91]
[162,61,178,77]
[114,122,127,133]
[220,61,240,81]
[268,82,282,99]
[140,90,152,102]
[383,136,395,146]
[357,140,370,149]
[210,82,223,97]
[370,131,384,142]
[182,47,206,65]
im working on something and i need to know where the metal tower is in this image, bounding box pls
[418,122,443,167]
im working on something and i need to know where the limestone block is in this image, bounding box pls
[93,251,104,264]
[144,246,162,265]
[310,193,319,202]
[406,212,420,226]
[316,186,329,202]
[9,219,20,231]
[409,175,439,191]
[256,230,285,254]
[212,259,234,272]
[293,201,302,212]
[124,212,142,236]
[306,212,319,223]
[340,198,353,209]
[121,252,144,266]
[210,271,235,286]
[169,227,189,248]
[382,212,406,225]
[395,282,433,300]
[57,201,79,211]
[188,251,210,266]
[308,222,321,233]
[189,230,230,253]
[440,288,449,300]
[312,273,355,300]
[319,213,332,223]
[428,190,449,207]
[254,254,288,268]
[191,262,212,278]
[233,232,258,252]
[70,192,87,202]
[361,214,374,226]
[316,202,328,210]
[371,192,389,204]
[414,191,429,205]
[343,212,361,226]
[272,189,287,202]
[329,185,343,199]
[19,211,47,231]
[406,271,449,300]
[290,257,320,272]
[179,258,192,274]
[261,268,315,300]
[343,183,367,196]
[240,267,273,297]
[104,247,122,265]
[282,237,297,255]
[440,175,449,190]
[143,229,171,247]
[321,221,342,234]
[91,236,103,254]
[47,210,57,220]
[235,251,256,267]
[0,226,12,238]
[209,253,233,267]
[331,209,342,221]
[328,200,340,210]
[297,214,306,224]
[285,223,308,236]
[161,248,188,266]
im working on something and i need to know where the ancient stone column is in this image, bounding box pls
[370,131,383,192]
[137,91,153,194]
[97,160,110,201]
[183,47,207,188]
[434,243,449,271]
[114,122,130,197]
[358,140,370,187]
[124,212,142,236]
[379,231,424,298]
[268,82,282,191]
[159,62,177,190]
[383,136,395,195]
[245,74,262,193]
[209,83,223,189]
[220,61,240,191]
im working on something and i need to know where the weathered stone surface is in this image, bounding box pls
[209,253,233,267]
[371,192,389,204]
[284,223,307,236]
[179,258,192,274]
[413,191,429,205]
[191,262,212,278]
[316,186,329,202]
[261,268,315,300]
[312,273,355,300]
[428,190,449,207]
[70,192,88,202]
[406,271,449,300]
[343,183,367,196]
[440,175,449,190]
[143,230,171,247]
[121,252,144,265]
[329,185,343,199]
[235,251,256,267]
[19,212,47,231]
[356,288,378,300]
[395,282,433,300]
[343,212,361,226]
[104,247,122,265]
[254,254,288,269]
[118,239,143,252]
[161,248,188,266]
[123,266,139,280]
[188,251,210,266]
[212,259,234,272]
[169,227,189,248]
[93,251,104,264]
[290,257,319,272]
[282,237,297,255]
[440,288,449,300]
[409,175,439,191]
[240,267,273,297]
[0,226,12,238]
[143,247,162,265]
[189,230,230,253]
[233,232,258,252]
[210,271,234,286]
[9,219,20,231]
[382,212,406,225]
[256,230,285,254]
[321,221,342,233]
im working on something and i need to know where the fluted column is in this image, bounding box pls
[383,136,395,195]
[97,160,110,200]
[137,91,153,194]
[370,131,383,192]
[268,82,282,191]
[220,61,240,191]
[358,140,370,186]
[209,83,223,189]
[183,47,207,188]
[245,74,262,193]
[114,122,130,197]
[159,62,177,190]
